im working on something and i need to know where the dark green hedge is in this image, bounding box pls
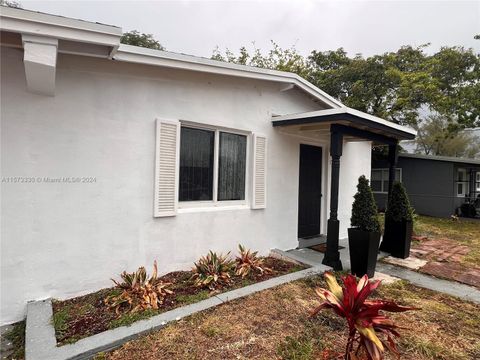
[351,175,381,233]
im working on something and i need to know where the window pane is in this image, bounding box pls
[395,169,401,181]
[383,180,389,193]
[218,132,247,201]
[179,127,214,201]
[371,181,382,192]
[371,170,382,181]
[382,170,389,180]
[457,183,463,196]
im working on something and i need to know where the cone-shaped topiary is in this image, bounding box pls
[386,182,414,222]
[351,175,381,233]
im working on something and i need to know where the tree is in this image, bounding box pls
[310,45,480,128]
[0,0,22,8]
[414,114,480,158]
[120,31,164,50]
[212,43,480,129]
[212,41,311,79]
[427,46,480,127]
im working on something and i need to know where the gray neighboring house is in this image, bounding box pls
[372,153,480,217]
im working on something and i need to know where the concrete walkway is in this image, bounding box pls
[288,237,389,270]
[287,238,480,304]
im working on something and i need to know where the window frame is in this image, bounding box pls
[371,168,402,194]
[177,121,250,209]
[476,171,480,193]
[456,168,469,197]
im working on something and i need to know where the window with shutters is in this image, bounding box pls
[178,125,248,207]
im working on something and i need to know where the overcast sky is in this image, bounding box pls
[21,0,480,58]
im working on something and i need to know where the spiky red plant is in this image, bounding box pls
[310,272,417,360]
[235,244,271,278]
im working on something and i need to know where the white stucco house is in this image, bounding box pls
[0,7,416,325]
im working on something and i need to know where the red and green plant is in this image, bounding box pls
[192,251,236,290]
[235,244,272,278]
[105,261,173,314]
[310,272,417,360]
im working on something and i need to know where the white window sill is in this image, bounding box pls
[177,204,250,214]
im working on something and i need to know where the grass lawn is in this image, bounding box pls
[97,275,480,360]
[413,215,480,267]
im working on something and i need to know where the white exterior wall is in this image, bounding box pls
[1,47,371,324]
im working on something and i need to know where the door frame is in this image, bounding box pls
[298,139,329,238]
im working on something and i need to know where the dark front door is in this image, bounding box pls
[298,144,322,238]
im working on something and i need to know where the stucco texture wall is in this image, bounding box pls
[1,47,371,324]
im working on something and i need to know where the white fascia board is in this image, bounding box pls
[1,8,343,107]
[114,44,343,109]
[0,7,122,48]
[344,108,416,136]
[272,107,417,137]
[399,153,480,165]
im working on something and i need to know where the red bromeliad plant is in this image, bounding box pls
[310,272,417,360]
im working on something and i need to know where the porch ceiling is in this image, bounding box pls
[272,107,416,143]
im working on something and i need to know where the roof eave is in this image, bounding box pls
[1,7,122,49]
[399,153,480,165]
[272,109,416,141]
[114,44,344,109]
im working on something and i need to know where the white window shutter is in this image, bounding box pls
[154,119,180,217]
[252,134,267,209]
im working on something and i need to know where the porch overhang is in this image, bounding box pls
[272,107,416,143]
[273,107,416,271]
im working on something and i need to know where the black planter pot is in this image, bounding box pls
[380,219,413,259]
[348,228,381,278]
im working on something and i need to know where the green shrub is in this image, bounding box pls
[386,182,414,222]
[460,203,477,218]
[351,175,381,232]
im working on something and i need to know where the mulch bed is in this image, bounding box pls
[52,257,306,345]
[308,243,344,253]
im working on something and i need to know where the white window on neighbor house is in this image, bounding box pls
[476,172,480,193]
[153,119,267,217]
[371,168,402,194]
[456,168,470,197]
